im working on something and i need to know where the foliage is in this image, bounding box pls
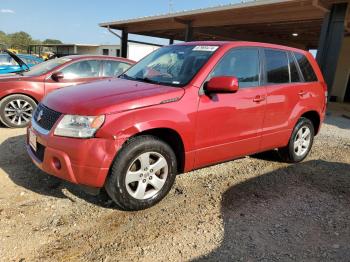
[0,31,62,53]
[43,39,63,45]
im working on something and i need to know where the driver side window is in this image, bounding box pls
[209,48,260,88]
[61,60,101,79]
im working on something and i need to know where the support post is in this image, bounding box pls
[121,29,128,58]
[185,22,193,42]
[316,3,347,96]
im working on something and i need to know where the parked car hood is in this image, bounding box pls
[42,78,185,115]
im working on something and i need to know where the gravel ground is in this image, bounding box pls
[0,103,349,261]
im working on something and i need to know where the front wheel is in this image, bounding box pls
[0,94,37,128]
[105,135,177,211]
[278,117,314,163]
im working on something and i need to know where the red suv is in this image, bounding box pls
[26,42,327,210]
[0,55,134,128]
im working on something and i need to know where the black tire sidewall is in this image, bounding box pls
[105,136,177,211]
[0,94,37,128]
[288,117,314,162]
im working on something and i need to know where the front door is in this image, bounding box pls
[195,48,267,168]
[44,60,102,95]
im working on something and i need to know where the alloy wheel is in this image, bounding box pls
[125,152,168,200]
[293,126,311,157]
[4,99,33,126]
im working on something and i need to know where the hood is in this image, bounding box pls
[42,78,185,115]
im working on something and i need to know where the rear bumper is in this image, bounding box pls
[26,126,119,188]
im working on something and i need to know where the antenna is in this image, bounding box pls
[169,0,173,13]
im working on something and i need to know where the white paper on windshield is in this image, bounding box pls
[192,46,219,52]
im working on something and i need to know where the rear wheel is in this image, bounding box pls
[0,94,37,128]
[278,117,314,163]
[105,135,177,211]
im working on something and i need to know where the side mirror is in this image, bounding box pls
[206,76,239,93]
[51,72,64,82]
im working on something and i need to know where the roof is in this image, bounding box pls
[100,0,349,49]
[63,55,135,64]
[174,40,309,53]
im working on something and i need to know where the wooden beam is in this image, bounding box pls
[312,0,330,12]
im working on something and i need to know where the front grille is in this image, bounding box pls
[33,103,62,131]
[30,143,45,162]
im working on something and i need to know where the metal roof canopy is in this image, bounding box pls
[100,0,349,49]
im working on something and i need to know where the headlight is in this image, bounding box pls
[54,115,105,138]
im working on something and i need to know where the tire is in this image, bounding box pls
[105,135,177,211]
[0,94,37,128]
[278,117,314,163]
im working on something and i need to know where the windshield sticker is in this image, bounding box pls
[192,46,219,52]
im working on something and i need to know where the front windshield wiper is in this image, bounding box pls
[120,74,160,85]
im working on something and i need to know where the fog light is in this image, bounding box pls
[53,157,61,170]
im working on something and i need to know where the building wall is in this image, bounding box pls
[76,46,100,55]
[97,45,121,56]
[331,36,350,102]
[127,43,159,61]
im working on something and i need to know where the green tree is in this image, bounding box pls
[8,31,33,51]
[0,31,10,49]
[43,39,62,45]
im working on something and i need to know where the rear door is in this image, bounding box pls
[195,47,267,168]
[44,60,103,95]
[260,48,310,150]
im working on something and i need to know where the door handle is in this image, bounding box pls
[253,95,265,102]
[298,90,307,96]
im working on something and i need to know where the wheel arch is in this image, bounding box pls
[124,127,186,174]
[0,92,39,105]
[300,110,321,135]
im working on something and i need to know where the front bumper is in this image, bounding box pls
[26,125,119,188]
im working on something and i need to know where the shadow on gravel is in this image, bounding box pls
[0,134,111,207]
[197,160,350,262]
[251,150,282,163]
[324,114,350,130]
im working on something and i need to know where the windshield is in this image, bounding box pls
[121,45,219,87]
[22,57,72,76]
[0,54,15,66]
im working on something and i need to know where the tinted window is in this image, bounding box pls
[288,52,301,82]
[61,60,101,79]
[209,48,260,88]
[264,49,289,84]
[294,52,317,82]
[103,61,131,77]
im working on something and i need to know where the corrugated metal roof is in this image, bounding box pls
[99,0,292,27]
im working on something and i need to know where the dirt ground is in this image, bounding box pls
[0,103,350,262]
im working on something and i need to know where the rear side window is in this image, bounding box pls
[264,49,289,84]
[209,48,260,88]
[294,52,318,82]
[288,52,301,83]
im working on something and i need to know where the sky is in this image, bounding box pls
[0,0,243,45]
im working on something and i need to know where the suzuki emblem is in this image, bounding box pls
[37,110,43,122]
